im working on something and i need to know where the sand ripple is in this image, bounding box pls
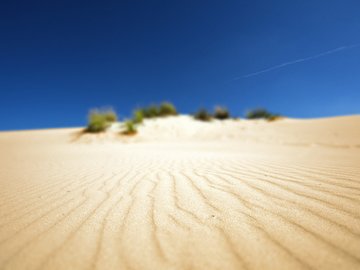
[0,117,359,270]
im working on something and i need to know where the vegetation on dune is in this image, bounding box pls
[159,102,177,116]
[137,102,177,119]
[103,108,118,122]
[87,113,109,133]
[140,105,158,118]
[246,108,281,121]
[267,114,282,121]
[193,108,212,121]
[194,106,232,121]
[213,106,230,120]
[133,109,144,124]
[122,120,137,135]
[86,108,118,133]
[85,103,282,134]
[139,108,149,118]
[85,102,179,135]
[246,108,270,119]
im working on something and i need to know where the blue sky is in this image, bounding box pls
[1,0,360,130]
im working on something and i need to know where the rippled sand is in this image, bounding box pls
[0,116,359,270]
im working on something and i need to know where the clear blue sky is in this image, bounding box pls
[1,0,360,130]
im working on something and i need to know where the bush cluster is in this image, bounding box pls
[85,103,282,135]
[133,110,144,124]
[193,108,212,121]
[193,106,231,121]
[246,108,280,121]
[86,108,118,133]
[213,106,230,120]
[122,120,137,135]
[136,102,177,119]
[123,102,177,135]
[159,102,177,116]
[142,105,159,118]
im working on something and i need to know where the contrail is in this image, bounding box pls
[234,43,360,80]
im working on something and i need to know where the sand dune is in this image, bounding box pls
[0,115,359,270]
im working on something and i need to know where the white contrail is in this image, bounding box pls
[234,43,360,80]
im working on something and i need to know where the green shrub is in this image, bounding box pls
[86,108,118,133]
[137,102,177,119]
[141,107,151,118]
[213,106,230,120]
[148,105,160,117]
[133,109,144,124]
[142,105,159,118]
[103,109,118,122]
[246,108,280,121]
[246,108,271,119]
[122,120,137,135]
[159,102,177,116]
[194,108,212,121]
[267,114,282,121]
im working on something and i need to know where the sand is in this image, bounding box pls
[0,115,359,270]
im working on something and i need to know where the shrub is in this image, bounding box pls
[133,109,144,124]
[141,107,151,118]
[103,109,118,123]
[194,108,212,121]
[142,105,159,118]
[213,106,230,120]
[246,108,272,119]
[122,120,137,135]
[246,108,280,121]
[149,105,160,117]
[159,102,177,116]
[137,102,177,119]
[267,114,282,121]
[86,109,117,133]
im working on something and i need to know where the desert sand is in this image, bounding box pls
[0,115,359,270]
